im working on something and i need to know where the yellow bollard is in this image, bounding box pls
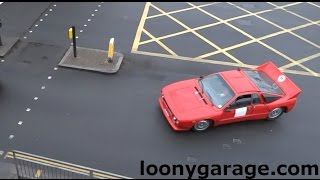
[107,38,114,63]
[68,28,73,40]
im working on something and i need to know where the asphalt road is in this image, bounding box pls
[0,2,320,179]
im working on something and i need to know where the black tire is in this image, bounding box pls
[267,107,284,121]
[192,120,212,132]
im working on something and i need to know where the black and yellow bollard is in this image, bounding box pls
[68,26,77,58]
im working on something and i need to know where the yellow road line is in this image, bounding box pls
[142,29,177,55]
[268,2,320,29]
[280,52,320,70]
[197,19,320,59]
[307,2,320,9]
[146,2,220,19]
[131,2,151,52]
[282,69,319,77]
[228,2,320,48]
[34,169,42,178]
[133,50,246,67]
[227,2,318,76]
[149,3,244,65]
[133,50,319,77]
[138,2,302,46]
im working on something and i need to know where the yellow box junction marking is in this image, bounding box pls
[131,2,320,78]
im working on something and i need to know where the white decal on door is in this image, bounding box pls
[235,107,247,117]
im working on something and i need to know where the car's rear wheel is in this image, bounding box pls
[267,107,284,120]
[192,120,212,132]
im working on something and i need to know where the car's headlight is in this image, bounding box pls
[173,117,179,124]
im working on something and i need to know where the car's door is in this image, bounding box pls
[261,92,283,113]
[219,94,254,125]
[246,93,270,120]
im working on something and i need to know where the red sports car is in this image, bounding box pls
[159,62,302,132]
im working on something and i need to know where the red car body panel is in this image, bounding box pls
[159,62,302,131]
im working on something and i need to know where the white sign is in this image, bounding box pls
[278,75,286,82]
[234,107,247,117]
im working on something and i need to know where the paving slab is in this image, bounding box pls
[0,36,19,57]
[58,46,123,74]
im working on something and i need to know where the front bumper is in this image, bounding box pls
[158,96,190,131]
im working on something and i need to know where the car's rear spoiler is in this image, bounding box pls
[255,61,302,99]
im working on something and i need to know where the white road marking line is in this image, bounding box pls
[45,14,48,16]
[0,150,4,156]
[26,108,31,112]
[34,97,39,100]
[48,76,52,79]
[49,9,52,11]
[84,24,87,27]
[29,30,33,33]
[40,19,43,21]
[54,67,58,70]
[41,86,45,90]
[0,2,3,5]
[80,30,83,33]
[35,24,38,27]
[95,9,98,12]
[88,19,91,21]
[1,60,4,62]
[18,121,23,125]
[92,14,95,16]
[23,36,27,39]
[54,4,56,7]
[9,135,14,139]
[98,5,101,7]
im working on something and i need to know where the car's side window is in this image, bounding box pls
[251,94,261,105]
[229,94,252,109]
[262,93,281,103]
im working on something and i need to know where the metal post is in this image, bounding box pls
[72,26,77,58]
[0,19,3,46]
[12,151,21,179]
[89,171,94,179]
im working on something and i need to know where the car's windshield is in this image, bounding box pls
[244,70,284,95]
[199,74,235,108]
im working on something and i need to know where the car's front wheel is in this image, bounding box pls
[192,120,212,132]
[267,107,284,120]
